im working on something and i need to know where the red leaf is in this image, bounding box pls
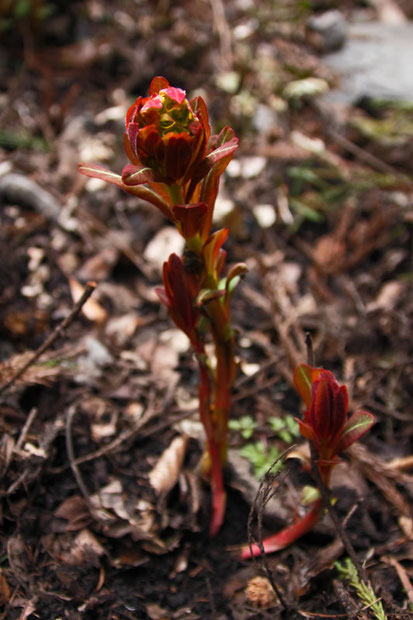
[163,132,193,180]
[149,76,170,95]
[336,410,375,453]
[206,131,239,167]
[313,375,335,437]
[190,96,211,143]
[202,229,228,276]
[78,162,125,187]
[298,419,316,442]
[172,202,208,239]
[78,162,171,218]
[122,164,154,186]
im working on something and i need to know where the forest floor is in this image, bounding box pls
[0,1,413,618]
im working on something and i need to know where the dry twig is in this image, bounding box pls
[247,451,294,611]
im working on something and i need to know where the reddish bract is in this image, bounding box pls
[124,78,208,184]
[155,254,201,351]
[241,366,375,559]
[294,363,375,463]
[79,76,244,537]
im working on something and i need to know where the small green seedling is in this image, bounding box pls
[269,414,300,443]
[335,558,387,620]
[240,442,282,479]
[229,415,257,439]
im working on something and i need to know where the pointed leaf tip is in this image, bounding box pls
[149,76,170,95]
[294,364,313,410]
[78,163,124,186]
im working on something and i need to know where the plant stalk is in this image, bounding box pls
[240,498,323,559]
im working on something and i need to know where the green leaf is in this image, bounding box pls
[284,415,300,437]
[229,416,256,439]
[195,288,226,307]
[278,430,293,443]
[269,415,300,444]
[269,417,284,432]
[301,485,320,505]
[290,199,324,222]
[335,558,387,620]
[240,442,282,479]
[336,410,375,453]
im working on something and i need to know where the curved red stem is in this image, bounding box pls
[239,498,323,559]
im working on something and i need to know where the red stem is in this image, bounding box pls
[212,335,235,461]
[207,437,226,536]
[239,498,323,559]
[197,355,227,535]
[208,310,236,534]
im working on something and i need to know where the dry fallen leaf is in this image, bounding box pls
[145,602,170,620]
[0,571,10,606]
[54,495,92,531]
[64,529,106,566]
[43,529,105,566]
[69,276,107,325]
[7,535,30,587]
[143,226,185,270]
[105,313,141,347]
[76,247,119,281]
[149,435,189,496]
[0,351,62,389]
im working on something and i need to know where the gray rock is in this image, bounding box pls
[252,103,278,134]
[324,22,413,104]
[307,10,347,51]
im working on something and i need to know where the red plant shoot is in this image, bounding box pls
[241,364,375,558]
[79,77,246,535]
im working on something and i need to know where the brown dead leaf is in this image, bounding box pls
[3,309,49,337]
[135,329,180,389]
[145,602,170,620]
[62,529,106,566]
[91,414,118,442]
[43,530,105,566]
[7,535,30,587]
[373,280,405,311]
[399,516,413,540]
[54,495,92,531]
[112,544,148,568]
[76,247,119,281]
[0,351,61,390]
[297,537,345,595]
[105,313,141,347]
[0,434,15,477]
[0,571,10,605]
[16,599,37,620]
[69,276,107,325]
[143,226,185,270]
[149,435,189,496]
[90,480,163,544]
